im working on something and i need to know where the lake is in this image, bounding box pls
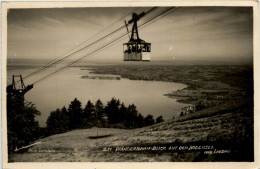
[7,64,189,127]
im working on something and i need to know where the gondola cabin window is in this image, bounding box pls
[123,42,151,61]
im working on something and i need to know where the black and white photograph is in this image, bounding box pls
[1,1,259,167]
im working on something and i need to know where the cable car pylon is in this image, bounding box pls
[7,75,33,102]
[123,12,151,61]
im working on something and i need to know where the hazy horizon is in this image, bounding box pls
[7,57,253,66]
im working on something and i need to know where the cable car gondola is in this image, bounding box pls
[123,12,151,61]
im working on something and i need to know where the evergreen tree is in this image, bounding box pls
[137,113,145,128]
[46,107,70,135]
[119,103,127,122]
[156,115,164,123]
[125,104,138,128]
[105,97,121,124]
[47,109,60,134]
[68,98,83,129]
[94,99,104,127]
[7,95,40,151]
[95,99,104,120]
[61,106,70,130]
[83,100,95,127]
[144,114,155,126]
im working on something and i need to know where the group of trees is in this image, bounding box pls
[7,95,41,152]
[46,98,164,135]
[7,95,164,151]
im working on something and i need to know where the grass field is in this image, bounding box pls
[9,105,253,162]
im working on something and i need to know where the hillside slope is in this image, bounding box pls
[9,106,253,162]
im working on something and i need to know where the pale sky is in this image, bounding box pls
[7,7,253,64]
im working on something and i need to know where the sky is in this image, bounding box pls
[7,7,253,64]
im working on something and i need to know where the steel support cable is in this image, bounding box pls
[20,8,139,81]
[18,7,157,83]
[85,8,175,60]
[136,7,167,30]
[24,8,138,72]
[32,7,174,85]
[32,7,173,85]
[22,26,123,80]
[79,7,178,62]
[140,7,179,30]
[66,7,139,50]
[65,9,168,62]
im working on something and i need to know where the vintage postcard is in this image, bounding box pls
[1,1,259,169]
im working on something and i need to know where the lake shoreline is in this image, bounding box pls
[79,65,189,102]
[81,64,253,119]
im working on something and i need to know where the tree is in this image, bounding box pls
[61,106,70,130]
[144,114,155,126]
[125,104,138,128]
[47,109,61,134]
[83,100,95,127]
[156,115,164,123]
[137,113,145,128]
[93,99,104,127]
[45,97,152,134]
[7,94,40,151]
[105,97,121,124]
[95,99,104,120]
[119,103,127,122]
[46,107,69,135]
[68,98,83,129]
